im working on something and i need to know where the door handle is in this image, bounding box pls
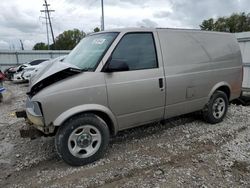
[159,78,164,89]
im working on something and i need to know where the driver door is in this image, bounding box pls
[104,32,165,130]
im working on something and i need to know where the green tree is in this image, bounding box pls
[200,12,250,32]
[200,18,215,31]
[94,27,100,32]
[54,29,86,50]
[33,29,86,50]
[214,17,228,32]
[33,42,48,50]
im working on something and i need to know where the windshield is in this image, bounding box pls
[63,32,118,71]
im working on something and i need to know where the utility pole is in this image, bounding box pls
[40,0,55,49]
[45,11,50,50]
[101,0,104,31]
[40,11,50,49]
[19,40,24,50]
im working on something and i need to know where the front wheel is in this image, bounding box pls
[55,113,110,166]
[203,91,228,124]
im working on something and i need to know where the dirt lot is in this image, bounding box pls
[0,81,250,188]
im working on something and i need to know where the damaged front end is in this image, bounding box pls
[16,109,44,139]
[27,67,81,97]
[16,97,53,137]
[17,60,82,138]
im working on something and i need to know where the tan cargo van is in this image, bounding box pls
[18,28,243,166]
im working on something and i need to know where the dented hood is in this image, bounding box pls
[27,59,81,96]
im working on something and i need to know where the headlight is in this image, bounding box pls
[26,98,43,116]
[26,98,44,127]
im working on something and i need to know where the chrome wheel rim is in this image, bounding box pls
[212,97,226,119]
[68,125,101,158]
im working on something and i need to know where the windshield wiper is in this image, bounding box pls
[81,68,94,72]
[69,68,82,73]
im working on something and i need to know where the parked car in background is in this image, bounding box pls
[21,62,49,82]
[17,28,243,166]
[4,64,29,80]
[24,56,67,83]
[29,59,49,66]
[12,64,30,82]
[12,59,49,82]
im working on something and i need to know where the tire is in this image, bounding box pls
[203,91,228,124]
[55,113,110,166]
[0,93,2,102]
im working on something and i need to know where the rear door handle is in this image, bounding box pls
[159,78,164,89]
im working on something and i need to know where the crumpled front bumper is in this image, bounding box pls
[16,97,55,135]
[16,108,47,137]
[25,97,55,134]
[26,107,45,132]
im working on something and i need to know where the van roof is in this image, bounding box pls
[98,27,231,35]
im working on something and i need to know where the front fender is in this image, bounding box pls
[53,104,118,134]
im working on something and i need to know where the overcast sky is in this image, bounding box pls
[0,0,249,50]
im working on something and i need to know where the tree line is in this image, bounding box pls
[200,12,250,32]
[34,12,250,50]
[33,27,100,50]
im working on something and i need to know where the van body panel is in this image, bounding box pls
[117,106,165,130]
[103,31,166,129]
[165,97,208,119]
[53,104,118,134]
[104,68,165,129]
[32,72,108,126]
[157,29,242,119]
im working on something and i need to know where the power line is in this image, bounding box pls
[40,0,55,49]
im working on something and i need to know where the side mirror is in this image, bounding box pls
[104,58,129,72]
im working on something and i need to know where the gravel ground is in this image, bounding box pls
[0,81,250,188]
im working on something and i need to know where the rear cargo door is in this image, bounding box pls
[104,32,165,130]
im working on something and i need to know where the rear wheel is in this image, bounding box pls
[203,91,228,124]
[55,113,110,166]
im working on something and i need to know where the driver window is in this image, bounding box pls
[111,33,158,71]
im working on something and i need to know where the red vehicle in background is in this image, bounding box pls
[0,70,5,102]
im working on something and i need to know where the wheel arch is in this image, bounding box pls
[53,104,118,135]
[208,82,231,101]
